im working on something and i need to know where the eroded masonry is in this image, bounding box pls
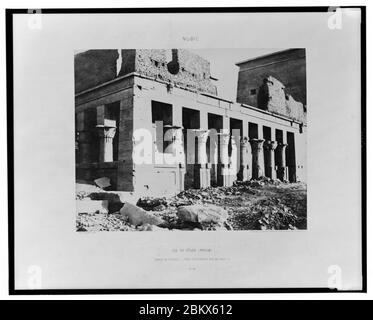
[75,49,307,197]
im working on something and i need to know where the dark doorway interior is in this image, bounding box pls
[208,113,223,186]
[182,107,200,189]
[151,100,173,153]
[84,107,99,163]
[263,126,272,177]
[182,107,200,158]
[151,100,172,125]
[275,129,283,143]
[182,107,200,129]
[248,122,258,139]
[208,113,223,161]
[208,113,223,131]
[275,129,283,167]
[230,118,243,138]
[229,118,242,157]
[263,126,271,141]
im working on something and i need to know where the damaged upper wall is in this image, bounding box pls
[133,49,217,95]
[75,50,126,94]
[75,49,217,95]
[257,76,306,123]
[236,48,307,110]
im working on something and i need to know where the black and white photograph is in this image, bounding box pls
[75,48,307,232]
[5,5,366,295]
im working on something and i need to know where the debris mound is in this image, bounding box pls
[76,179,306,231]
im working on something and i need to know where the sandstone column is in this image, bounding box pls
[276,142,288,181]
[238,136,250,181]
[217,132,230,186]
[264,140,278,179]
[173,126,186,192]
[172,126,185,165]
[164,125,184,163]
[208,129,219,186]
[250,138,265,179]
[229,131,240,186]
[194,129,210,189]
[96,125,116,162]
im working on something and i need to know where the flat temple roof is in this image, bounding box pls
[235,48,302,66]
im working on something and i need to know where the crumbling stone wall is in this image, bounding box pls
[257,76,306,123]
[236,49,306,108]
[75,50,120,94]
[133,49,217,95]
[75,49,217,95]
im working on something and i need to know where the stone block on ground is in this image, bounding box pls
[94,177,111,189]
[120,202,165,227]
[177,204,228,225]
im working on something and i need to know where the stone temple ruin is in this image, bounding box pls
[75,48,307,197]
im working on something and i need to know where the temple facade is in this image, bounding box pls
[75,49,307,197]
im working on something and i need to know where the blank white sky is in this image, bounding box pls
[191,48,283,100]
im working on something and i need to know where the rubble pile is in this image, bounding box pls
[176,204,231,230]
[229,197,299,230]
[77,212,136,232]
[120,202,165,227]
[136,197,169,211]
[136,177,281,210]
[76,178,306,232]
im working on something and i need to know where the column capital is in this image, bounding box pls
[164,125,183,141]
[96,125,116,162]
[96,125,116,139]
[277,142,288,172]
[193,129,209,165]
[249,138,265,151]
[217,132,231,145]
[240,136,250,148]
[250,139,265,179]
[167,126,185,164]
[193,129,210,143]
[173,127,183,143]
[264,140,278,150]
[277,142,288,149]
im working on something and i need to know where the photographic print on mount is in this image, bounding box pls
[9,7,364,292]
[75,48,307,232]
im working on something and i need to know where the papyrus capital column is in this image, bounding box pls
[173,126,185,165]
[195,129,210,165]
[250,138,265,179]
[277,143,287,167]
[276,143,288,181]
[218,132,230,165]
[170,126,186,191]
[193,129,210,188]
[168,126,186,192]
[165,125,185,165]
[238,136,250,181]
[96,125,116,162]
[217,132,231,186]
[264,140,278,179]
[240,137,250,165]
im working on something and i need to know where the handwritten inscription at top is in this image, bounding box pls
[182,36,199,42]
